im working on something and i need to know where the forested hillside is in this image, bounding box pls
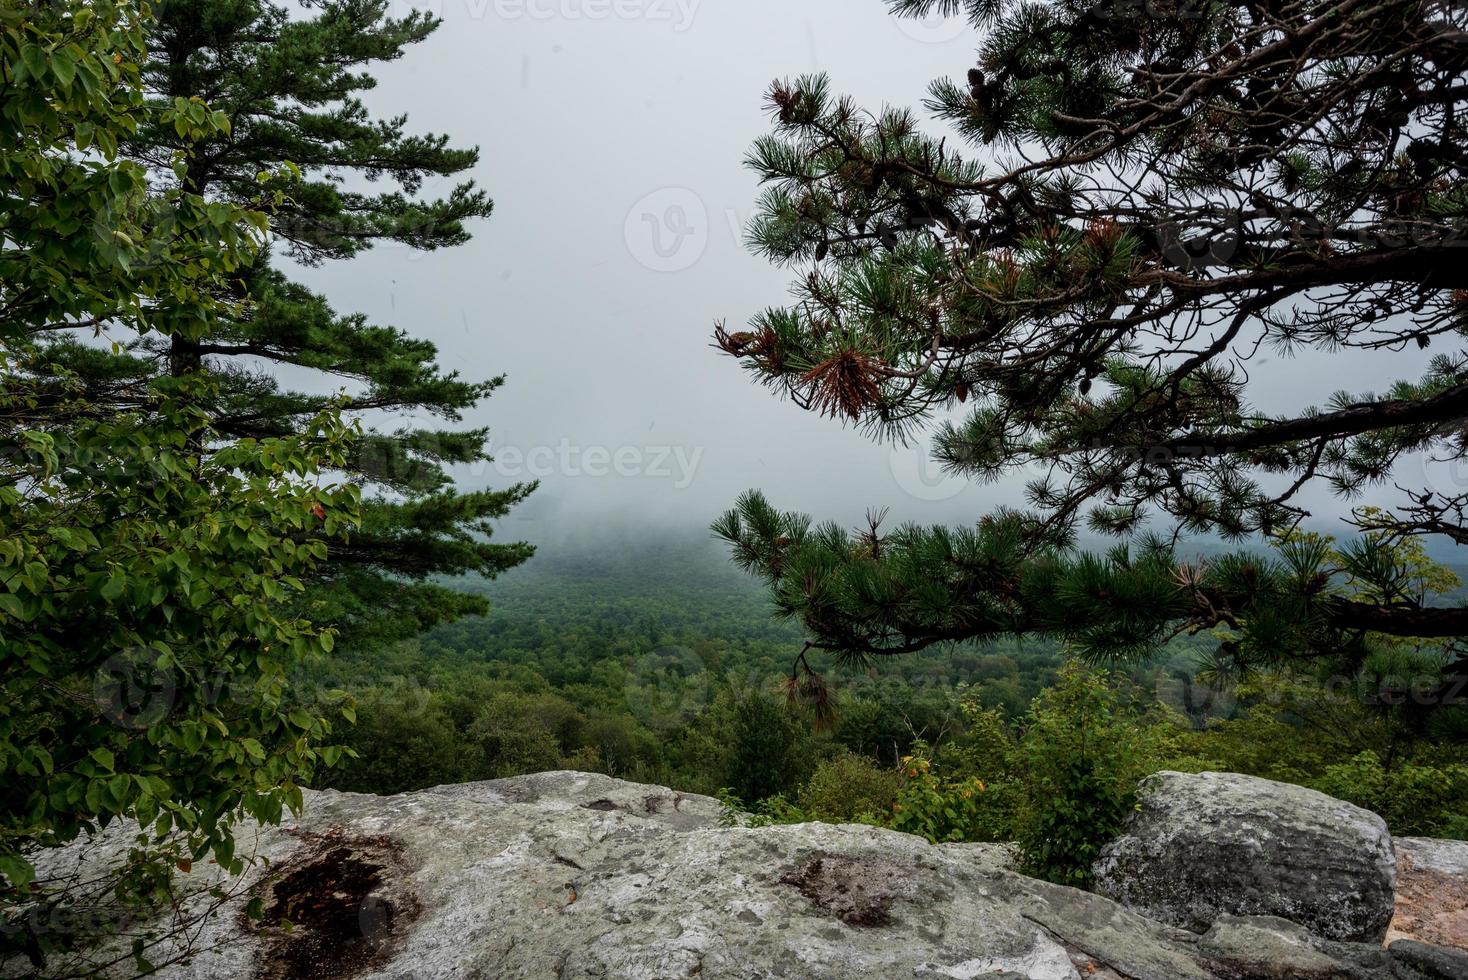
[308,535,1468,860]
[309,534,1079,796]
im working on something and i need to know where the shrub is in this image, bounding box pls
[716,789,808,828]
[1015,663,1158,888]
[799,753,901,823]
[720,688,813,802]
[931,697,1028,840]
[890,755,993,844]
[1311,751,1468,839]
[471,707,563,779]
[320,688,473,795]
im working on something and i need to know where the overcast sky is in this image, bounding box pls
[290,0,1450,552]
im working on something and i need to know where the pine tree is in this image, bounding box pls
[50,0,534,644]
[715,0,1468,695]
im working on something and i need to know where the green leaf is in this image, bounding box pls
[85,779,104,814]
[0,854,37,889]
[100,569,126,601]
[52,49,76,87]
[19,44,47,80]
[0,593,29,621]
[107,775,132,810]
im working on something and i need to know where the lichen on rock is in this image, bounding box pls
[10,770,1468,980]
[1093,771,1398,943]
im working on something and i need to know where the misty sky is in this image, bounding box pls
[291,0,1449,551]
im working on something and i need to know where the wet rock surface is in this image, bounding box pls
[243,828,421,980]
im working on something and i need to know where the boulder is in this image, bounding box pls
[12,773,1083,980]
[1388,940,1468,980]
[1196,915,1391,979]
[7,770,1453,980]
[1389,837,1468,955]
[1093,770,1397,943]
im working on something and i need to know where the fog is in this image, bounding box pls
[289,0,1451,554]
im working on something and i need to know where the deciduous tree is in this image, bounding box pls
[2,0,358,969]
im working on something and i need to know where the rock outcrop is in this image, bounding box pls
[1390,836,1468,954]
[1093,770,1399,943]
[10,771,1467,980]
